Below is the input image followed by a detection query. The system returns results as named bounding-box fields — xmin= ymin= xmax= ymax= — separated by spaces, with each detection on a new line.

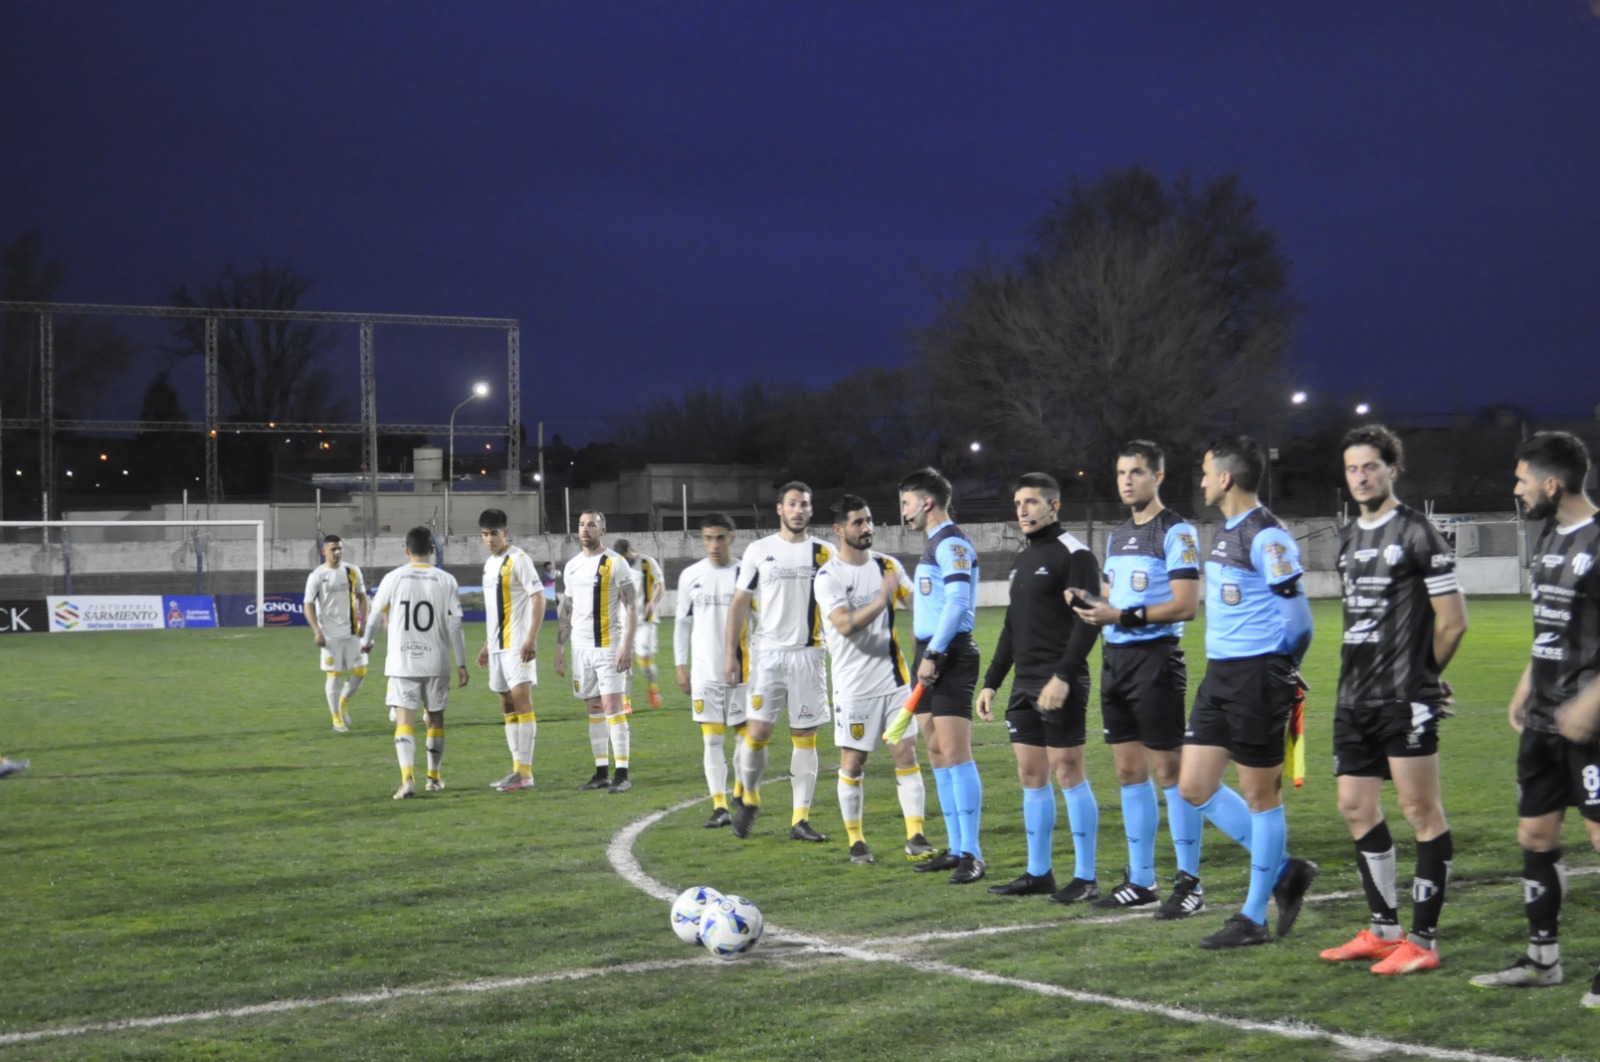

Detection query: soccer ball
xmin=670 ymin=885 xmax=724 ymax=945
xmin=700 ymin=895 xmax=763 ymax=959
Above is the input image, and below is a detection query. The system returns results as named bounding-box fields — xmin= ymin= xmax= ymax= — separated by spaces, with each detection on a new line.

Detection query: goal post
xmin=0 ymin=520 xmax=266 ymax=628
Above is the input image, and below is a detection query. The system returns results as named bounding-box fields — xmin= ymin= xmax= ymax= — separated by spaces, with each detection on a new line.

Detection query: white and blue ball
xmin=700 ymin=894 xmax=763 ymax=959
xmin=670 ymin=885 xmax=724 ymax=945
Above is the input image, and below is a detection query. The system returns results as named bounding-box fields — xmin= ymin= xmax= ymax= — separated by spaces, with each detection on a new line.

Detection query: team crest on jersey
xmin=951 ymin=556 xmax=970 ymax=571
xmin=572 ymin=680 xmax=580 ymax=693
xmin=1181 ymin=549 xmax=1198 ymax=565
xmin=693 ymin=699 xmax=705 ymax=714
xmin=919 ymin=577 xmax=932 ymax=595
xmin=850 ymin=723 xmax=865 ymax=740
xmin=1131 ymin=571 xmax=1148 ymax=592
xmin=1575 ymin=553 xmax=1595 ymax=577
xmin=752 ymin=695 xmax=764 ymax=709
xmin=1178 ymin=533 xmax=1196 ymax=550
xmin=1264 ymin=542 xmax=1287 ymax=560
xmin=1384 ymin=543 xmax=1405 ymax=566
xmin=1271 ymin=561 xmax=1293 ymax=578
xmin=1221 ymin=583 xmax=1242 ymax=606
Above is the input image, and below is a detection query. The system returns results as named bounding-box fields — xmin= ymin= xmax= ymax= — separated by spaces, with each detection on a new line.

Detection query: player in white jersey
xmin=817 ymin=495 xmax=935 ymax=865
xmin=477 ymin=509 xmax=543 ymax=793
xmin=615 ymin=539 xmax=667 ymax=710
xmin=724 ymin=481 xmax=833 ymax=842
xmin=362 ymin=527 xmax=469 ymax=800
xmin=675 ymin=512 xmax=751 ymax=828
xmin=555 ymin=510 xmax=639 ymax=793
xmin=303 ymin=535 xmax=369 ymax=732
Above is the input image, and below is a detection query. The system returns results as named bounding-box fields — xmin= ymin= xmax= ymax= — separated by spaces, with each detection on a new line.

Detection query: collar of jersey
xmin=1356 ymin=507 xmax=1401 ymax=532
xmin=1224 ymin=506 xmax=1262 ymax=530
xmin=926 ymin=519 xmax=953 ymax=538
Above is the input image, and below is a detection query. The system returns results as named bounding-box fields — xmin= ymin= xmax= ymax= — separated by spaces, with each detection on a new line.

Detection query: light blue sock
xmin=1164 ymin=784 xmax=1202 ymax=878
xmin=1062 ymin=779 xmax=1098 ymax=882
xmin=1242 ymin=805 xmax=1286 ymax=926
xmin=1121 ymin=781 xmax=1159 ymax=888
xmin=933 ymin=766 xmax=959 ymax=853
xmin=952 ymin=759 xmax=983 ymax=861
xmin=1197 ymin=784 xmax=1252 ymax=850
xmin=1022 ymin=784 xmax=1055 ymax=877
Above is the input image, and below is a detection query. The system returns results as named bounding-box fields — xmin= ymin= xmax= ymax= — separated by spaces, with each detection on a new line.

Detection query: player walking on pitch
xmin=1316 ymin=426 xmax=1468 ymax=975
xmin=675 ymin=513 xmax=750 ymax=828
xmin=304 ymin=534 xmax=369 ymax=732
xmin=723 ymin=482 xmax=833 ymax=841
xmin=362 ymin=527 xmax=469 ymax=799
xmin=614 ymin=539 xmax=667 ymax=710
xmin=1070 ymin=441 xmax=1204 ymax=915
xmin=1178 ymin=436 xmax=1318 ymax=948
xmin=900 ymin=467 xmax=986 ymax=884
xmin=555 ymin=511 xmax=639 ymax=793
xmin=1473 ymin=432 xmax=1600 ymax=1003
xmin=477 ymin=509 xmax=543 ymax=793
xmin=817 ymin=495 xmax=935 ymax=865
xmin=979 ymin=473 xmax=1103 ymax=902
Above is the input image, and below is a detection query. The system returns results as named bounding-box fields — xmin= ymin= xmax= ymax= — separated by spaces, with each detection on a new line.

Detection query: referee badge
xmin=850 ymin=723 xmax=865 ymax=740
xmin=1131 ymin=571 xmax=1148 ymax=592
xmin=1221 ymin=583 xmax=1242 ymax=606
xmin=919 ymin=577 xmax=932 ymax=595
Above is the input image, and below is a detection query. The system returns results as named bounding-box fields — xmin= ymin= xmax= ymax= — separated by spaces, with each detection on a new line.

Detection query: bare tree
xmin=916 ymin=167 xmax=1299 ymax=497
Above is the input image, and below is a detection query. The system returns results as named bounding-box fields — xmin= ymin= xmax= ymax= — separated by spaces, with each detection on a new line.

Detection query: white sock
xmin=608 ymin=715 xmax=631 ymax=770
xmin=741 ymin=736 xmax=769 ymax=796
xmin=895 ymin=766 xmax=927 ymax=824
xmin=588 ymin=718 xmax=609 ymax=767
xmin=838 ymin=770 xmax=864 ymax=829
xmin=702 ymin=730 xmax=728 ymax=799
xmin=517 ymin=717 xmax=537 ymax=774
xmin=790 ymin=741 xmax=819 ymax=814
xmin=325 ymin=674 xmax=342 ymax=718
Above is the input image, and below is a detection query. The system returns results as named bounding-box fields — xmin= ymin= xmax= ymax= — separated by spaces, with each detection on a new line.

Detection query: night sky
xmin=4 ymin=2 xmax=1597 ymax=444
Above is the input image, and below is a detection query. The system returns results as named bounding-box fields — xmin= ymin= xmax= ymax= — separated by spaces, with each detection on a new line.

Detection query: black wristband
xmin=1120 ymin=606 xmax=1148 ymax=628
xmin=924 ymin=649 xmax=946 ymax=667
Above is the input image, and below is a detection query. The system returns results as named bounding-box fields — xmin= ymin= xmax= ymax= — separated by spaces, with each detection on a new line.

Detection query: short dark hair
xmin=1517 ymin=431 xmax=1591 ymax=493
xmin=1014 ymin=472 xmax=1060 ymax=500
xmin=1341 ymin=424 xmax=1404 ymax=469
xmin=1206 ymin=435 xmax=1265 ymax=493
xmin=701 ymin=511 xmax=735 ymax=532
xmin=1118 ymin=440 xmax=1165 ymax=473
xmin=478 ymin=508 xmax=508 ymax=530
xmin=405 ymin=526 xmax=434 ymax=559
xmin=831 ymin=493 xmax=870 ymax=522
xmin=898 ymin=467 xmax=952 ymax=508
xmin=322 ymin=534 xmax=342 ymax=545
xmin=611 ymin=538 xmax=632 ymax=555
xmin=777 ymin=480 xmax=812 ymax=502
xmin=579 ymin=509 xmax=606 ymax=528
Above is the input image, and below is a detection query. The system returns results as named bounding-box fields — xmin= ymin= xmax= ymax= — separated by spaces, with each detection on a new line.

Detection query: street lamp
xmin=1355 ymin=402 xmax=1371 ymax=416
xmin=446 ymin=382 xmax=490 ymax=536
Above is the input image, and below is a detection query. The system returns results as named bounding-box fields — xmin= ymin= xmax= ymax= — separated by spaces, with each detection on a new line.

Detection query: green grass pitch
xmin=4 ymin=597 xmax=1599 ymax=1060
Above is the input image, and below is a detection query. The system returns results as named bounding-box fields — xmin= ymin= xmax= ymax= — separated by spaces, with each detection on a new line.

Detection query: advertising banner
xmin=46 ymin=595 xmax=165 ymax=633
xmin=217 ymin=593 xmax=308 ymax=628
xmin=0 ymin=599 xmax=48 ymax=634
xmin=163 ymin=595 xmax=219 ymax=629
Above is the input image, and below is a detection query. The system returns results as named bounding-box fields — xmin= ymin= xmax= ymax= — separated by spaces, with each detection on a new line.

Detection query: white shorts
xmin=634 ymin=621 xmax=659 ymax=660
xmin=747 ymin=647 xmax=830 ymax=729
xmin=691 ymin=682 xmax=748 ymax=727
xmin=834 ymin=691 xmax=917 ymax=753
xmin=487 ymin=649 xmax=537 ymax=693
xmin=386 ymin=675 xmax=451 ymax=713
xmin=320 ymin=634 xmax=364 ymax=673
xmin=571 ymin=647 xmax=629 ymax=701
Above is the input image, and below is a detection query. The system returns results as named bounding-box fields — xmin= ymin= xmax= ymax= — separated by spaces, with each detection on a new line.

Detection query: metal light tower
xmin=445 ymin=382 xmax=489 ymax=537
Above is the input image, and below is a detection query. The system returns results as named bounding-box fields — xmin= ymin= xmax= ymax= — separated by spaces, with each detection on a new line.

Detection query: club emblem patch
xmin=1221 ymin=583 xmax=1242 ymax=606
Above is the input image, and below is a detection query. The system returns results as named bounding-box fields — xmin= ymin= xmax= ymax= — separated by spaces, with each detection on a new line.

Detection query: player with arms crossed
xmin=818 ymin=495 xmax=935 ymax=865
xmin=1071 ymin=442 xmax=1203 ymax=914
xmin=900 ymin=467 xmax=986 ymax=884
xmin=304 ymin=534 xmax=369 ymax=732
xmin=1317 ymin=426 xmax=1468 ymax=975
xmin=555 ymin=511 xmax=638 ymax=793
xmin=979 ymin=472 xmax=1103 ymax=902
xmin=362 ymin=527 xmax=469 ymax=799
xmin=723 ymin=482 xmax=833 ymax=841
xmin=675 ymin=513 xmax=750 ymax=828
xmin=478 ymin=509 xmax=543 ymax=793
xmin=1473 ymin=432 xmax=1600 ymax=1002
xmin=1179 ymin=436 xmax=1318 ymax=949
xmin=614 ymin=539 xmax=667 ymax=710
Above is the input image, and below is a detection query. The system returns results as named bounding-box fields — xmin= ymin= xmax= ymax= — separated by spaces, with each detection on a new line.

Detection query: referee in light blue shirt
xmin=898 ymin=467 xmax=986 ymax=884
xmin=1177 ymin=435 xmax=1317 ymax=950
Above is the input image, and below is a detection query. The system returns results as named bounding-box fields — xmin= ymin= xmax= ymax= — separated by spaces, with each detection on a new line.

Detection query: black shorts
xmin=1184 ymin=653 xmax=1298 ymax=769
xmin=916 ymin=633 xmax=978 ymax=719
xmin=1332 ymin=700 xmax=1442 ymax=778
xmin=1100 ymin=639 xmax=1187 ymax=751
xmin=1516 ymin=727 xmax=1600 ymax=821
xmin=1005 ymin=674 xmax=1090 ymax=749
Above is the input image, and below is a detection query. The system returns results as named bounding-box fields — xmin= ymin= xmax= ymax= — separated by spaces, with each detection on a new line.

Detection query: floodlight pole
xmin=445 ymin=384 xmax=488 ymax=538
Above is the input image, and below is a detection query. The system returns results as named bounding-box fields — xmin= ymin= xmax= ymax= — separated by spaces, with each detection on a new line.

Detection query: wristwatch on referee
xmin=924 ymin=649 xmax=946 ymax=668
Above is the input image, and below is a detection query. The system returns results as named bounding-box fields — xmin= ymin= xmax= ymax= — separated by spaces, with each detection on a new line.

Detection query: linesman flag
xmin=881 ymin=684 xmax=926 ymax=745
xmin=1285 ymin=676 xmax=1308 ymax=788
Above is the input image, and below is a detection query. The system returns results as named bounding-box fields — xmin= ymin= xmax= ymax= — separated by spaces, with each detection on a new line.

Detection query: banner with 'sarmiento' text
xmin=46 ymin=595 xmax=165 ymax=633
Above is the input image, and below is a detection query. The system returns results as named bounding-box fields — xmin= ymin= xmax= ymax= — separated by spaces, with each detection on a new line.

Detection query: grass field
xmin=4 ymin=597 xmax=1599 ymax=1060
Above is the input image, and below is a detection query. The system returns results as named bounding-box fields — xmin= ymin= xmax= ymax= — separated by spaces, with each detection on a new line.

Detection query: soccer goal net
xmin=0 ymin=520 xmax=266 ymax=631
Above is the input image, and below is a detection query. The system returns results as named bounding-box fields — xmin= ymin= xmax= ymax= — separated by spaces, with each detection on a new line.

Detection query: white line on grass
xmin=609 ymin=796 xmax=1564 ymax=1062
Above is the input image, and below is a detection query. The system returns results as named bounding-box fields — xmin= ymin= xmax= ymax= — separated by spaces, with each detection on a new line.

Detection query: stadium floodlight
xmin=1291 ymin=391 xmax=1308 ymax=405
xmin=445 ymin=382 xmax=490 ymax=536
xmin=970 ymin=441 xmax=981 ymax=453
xmin=1355 ymin=402 xmax=1371 ymax=415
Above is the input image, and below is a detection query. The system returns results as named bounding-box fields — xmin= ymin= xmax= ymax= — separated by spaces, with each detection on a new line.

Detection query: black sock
xmin=1353 ymin=821 xmax=1400 ymax=929
xmin=1409 ymin=830 xmax=1453 ymax=945
xmin=1523 ymin=847 xmax=1564 ymax=959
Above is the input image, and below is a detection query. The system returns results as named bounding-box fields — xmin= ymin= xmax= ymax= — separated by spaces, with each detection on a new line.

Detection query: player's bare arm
xmin=1431 ymin=591 xmax=1469 ymax=671
xmin=476 ymin=645 xmax=490 ymax=668
xmin=975 ymin=686 xmax=996 ymax=722
xmin=457 ymin=664 xmax=470 ymax=688
xmin=724 ymin=588 xmax=753 ymax=685
xmin=554 ymin=595 xmax=572 ymax=676
xmin=306 ymin=602 xmax=326 ymax=647
xmin=828 ymin=573 xmax=897 ymax=637
xmin=1035 ymin=674 xmax=1071 ymax=712
xmin=616 ymin=581 xmax=638 ymax=672
xmin=520 ymin=591 xmax=542 ymax=663
xmin=1509 ymin=663 xmax=1532 ymax=733
xmin=1557 ymin=677 xmax=1600 ymax=743
xmin=676 ymin=664 xmax=691 ymax=695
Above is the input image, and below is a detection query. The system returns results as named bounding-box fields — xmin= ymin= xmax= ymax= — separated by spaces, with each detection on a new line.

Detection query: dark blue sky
xmin=4 ymin=2 xmax=1597 ymax=443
